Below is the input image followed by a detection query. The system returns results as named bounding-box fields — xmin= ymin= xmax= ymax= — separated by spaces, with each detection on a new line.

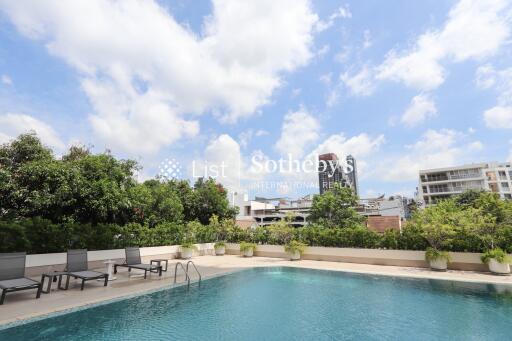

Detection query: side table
xmin=101 ymin=260 xmax=117 ymax=281
xmin=40 ymin=272 xmax=69 ymax=294
xmin=150 ymin=259 xmax=169 ymax=272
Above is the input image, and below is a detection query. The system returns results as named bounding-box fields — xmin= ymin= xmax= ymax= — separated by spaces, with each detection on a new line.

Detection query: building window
xmin=502 ymin=182 xmax=510 ymax=191
xmin=499 ymin=171 xmax=507 ymax=180
xmin=505 ymin=194 xmax=512 ymax=200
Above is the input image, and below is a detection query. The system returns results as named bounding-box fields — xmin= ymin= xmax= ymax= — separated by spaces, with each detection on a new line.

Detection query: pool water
xmin=1 ymin=267 xmax=512 ymax=340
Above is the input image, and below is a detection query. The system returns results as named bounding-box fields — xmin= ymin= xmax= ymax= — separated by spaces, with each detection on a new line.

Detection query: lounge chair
xmin=63 ymin=249 xmax=108 ymax=290
xmin=0 ymin=252 xmax=42 ymax=305
xmin=114 ymin=247 xmax=162 ymax=279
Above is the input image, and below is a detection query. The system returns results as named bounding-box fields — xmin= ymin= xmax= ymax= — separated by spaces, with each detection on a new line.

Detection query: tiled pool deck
xmin=1 ymin=255 xmax=512 ymax=326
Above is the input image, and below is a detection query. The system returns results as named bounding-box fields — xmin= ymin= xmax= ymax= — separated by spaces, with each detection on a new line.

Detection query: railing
xmin=186 ymin=261 xmax=202 ymax=287
xmin=173 ymin=261 xmax=202 ymax=289
xmin=173 ymin=262 xmax=190 ymax=288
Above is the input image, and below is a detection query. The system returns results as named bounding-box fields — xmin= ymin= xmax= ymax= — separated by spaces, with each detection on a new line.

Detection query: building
xmin=318 ymin=153 xmax=358 ymax=195
xmin=358 ymin=195 xmax=414 ymax=219
xmin=232 ymin=193 xmax=312 ymax=228
xmin=417 ymin=162 xmax=512 ymax=206
xmin=346 ymin=154 xmax=359 ymax=197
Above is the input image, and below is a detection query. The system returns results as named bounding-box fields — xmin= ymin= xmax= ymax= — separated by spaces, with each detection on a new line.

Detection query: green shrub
xmin=481 ymin=248 xmax=512 ymax=264
xmin=284 ymin=240 xmax=307 ymax=255
xmin=240 ymin=242 xmax=256 ymax=252
xmin=425 ymin=247 xmax=451 ymax=262
xmin=180 ymin=242 xmax=198 ymax=251
xmin=214 ymin=241 xmax=226 ymax=249
xmin=0 ymin=221 xmax=30 ymax=252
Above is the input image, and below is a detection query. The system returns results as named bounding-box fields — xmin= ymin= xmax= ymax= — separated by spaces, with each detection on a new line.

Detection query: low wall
xmin=225 ymin=244 xmax=487 ymax=272
xmin=23 ymin=243 xmax=489 ymax=276
xmin=24 ymin=243 xmax=215 ymax=277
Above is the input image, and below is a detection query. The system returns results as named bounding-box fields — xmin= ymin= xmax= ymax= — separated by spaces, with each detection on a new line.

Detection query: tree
xmin=308 ymin=184 xmax=364 ymax=228
xmin=189 ymin=178 xmax=238 ymax=224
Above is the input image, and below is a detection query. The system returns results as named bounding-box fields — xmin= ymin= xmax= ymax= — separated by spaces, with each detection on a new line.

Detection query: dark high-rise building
xmin=346 ymin=154 xmax=359 ymax=197
xmin=318 ymin=153 xmax=347 ymax=194
xmin=318 ymin=153 xmax=358 ymax=195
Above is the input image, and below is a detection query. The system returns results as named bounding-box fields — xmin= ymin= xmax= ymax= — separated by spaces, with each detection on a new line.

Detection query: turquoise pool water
xmin=1 ymin=267 xmax=512 ymax=340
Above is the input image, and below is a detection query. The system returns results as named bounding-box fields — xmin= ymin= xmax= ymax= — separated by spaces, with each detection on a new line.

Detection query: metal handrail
xmin=173 ymin=262 xmax=190 ymax=288
xmin=185 ymin=261 xmax=202 ymax=286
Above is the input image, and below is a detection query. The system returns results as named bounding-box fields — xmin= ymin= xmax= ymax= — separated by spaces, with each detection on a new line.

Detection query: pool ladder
xmin=173 ymin=260 xmax=202 ymax=289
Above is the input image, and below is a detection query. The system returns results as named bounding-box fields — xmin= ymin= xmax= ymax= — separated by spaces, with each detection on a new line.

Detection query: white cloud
xmin=201 ymin=134 xmax=242 ymax=192
xmin=0 ymin=113 xmax=65 ymax=150
xmin=276 ymin=109 xmax=320 ymax=158
xmin=317 ymin=44 xmax=330 ymax=58
xmin=1 ymin=74 xmax=12 ymax=85
xmin=376 ymin=0 xmax=511 ymax=91
xmin=307 ymin=133 xmax=385 ymax=179
xmin=476 ymin=65 xmax=512 ymax=101
xmin=340 ymin=65 xmax=375 ymax=96
xmin=475 ymin=64 xmax=497 ymax=89
xmin=315 ymin=4 xmax=351 ymax=32
xmin=484 ymin=106 xmax=512 ymax=128
xmin=319 ymin=73 xmax=332 ymax=86
xmin=291 ymin=88 xmax=302 ymax=97
xmin=476 ymin=64 xmax=512 ymax=127
xmin=400 ymin=94 xmax=437 ymax=127
xmin=0 ymin=0 xmax=318 ymax=154
xmin=378 ymin=129 xmax=483 ymax=181
xmin=362 ymin=29 xmax=372 ymax=49
xmin=238 ymin=129 xmax=269 ymax=148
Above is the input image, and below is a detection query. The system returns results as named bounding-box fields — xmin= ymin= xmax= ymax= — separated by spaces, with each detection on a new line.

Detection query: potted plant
xmin=239 ymin=242 xmax=256 ymax=257
xmin=214 ymin=241 xmax=226 ymax=256
xmin=180 ymin=242 xmax=198 ymax=259
xmin=284 ymin=240 xmax=307 ymax=260
xmin=481 ymin=248 xmax=511 ymax=275
xmin=414 ymin=202 xmax=456 ymax=271
xmin=425 ymin=247 xmax=451 ymax=271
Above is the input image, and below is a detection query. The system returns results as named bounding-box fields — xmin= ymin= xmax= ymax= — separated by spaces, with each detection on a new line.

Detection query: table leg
xmin=41 ymin=275 xmax=52 ymax=294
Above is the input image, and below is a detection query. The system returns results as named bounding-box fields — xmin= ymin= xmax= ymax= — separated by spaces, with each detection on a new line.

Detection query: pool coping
xmin=1 ymin=258 xmax=512 ymax=329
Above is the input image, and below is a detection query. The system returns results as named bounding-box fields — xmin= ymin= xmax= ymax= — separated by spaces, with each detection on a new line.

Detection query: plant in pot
xmin=284 ymin=240 xmax=307 ymax=261
xmin=481 ymin=248 xmax=511 ymax=275
xmin=239 ymin=242 xmax=256 ymax=257
xmin=475 ymin=203 xmax=511 ymax=275
xmin=214 ymin=241 xmax=226 ymax=256
xmin=415 ymin=202 xmax=455 ymax=271
xmin=180 ymin=242 xmax=198 ymax=259
xmin=425 ymin=247 xmax=451 ymax=271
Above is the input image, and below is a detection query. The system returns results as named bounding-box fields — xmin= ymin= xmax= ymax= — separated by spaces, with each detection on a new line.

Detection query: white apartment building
xmin=417 ymin=162 xmax=512 ymax=206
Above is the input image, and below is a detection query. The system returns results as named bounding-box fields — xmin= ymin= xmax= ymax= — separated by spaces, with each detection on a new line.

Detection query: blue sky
xmin=0 ymin=0 xmax=511 ymax=199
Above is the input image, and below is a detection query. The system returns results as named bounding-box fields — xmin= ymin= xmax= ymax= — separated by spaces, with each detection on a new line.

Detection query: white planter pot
xmin=288 ymin=251 xmax=301 ymax=261
xmin=488 ymin=259 xmax=511 ymax=275
xmin=429 ymin=258 xmax=448 ymax=271
xmin=215 ymin=246 xmax=225 ymax=256
xmin=242 ymin=249 xmax=254 ymax=257
xmin=181 ymin=248 xmax=193 ymax=259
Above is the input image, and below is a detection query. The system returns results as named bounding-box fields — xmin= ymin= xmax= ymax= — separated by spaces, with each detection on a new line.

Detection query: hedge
xmin=1 ymin=217 xmax=512 ymax=254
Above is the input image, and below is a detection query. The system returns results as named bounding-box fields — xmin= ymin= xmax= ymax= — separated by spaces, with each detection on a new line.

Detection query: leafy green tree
xmin=189 ymin=178 xmax=238 ymax=224
xmin=308 ymin=184 xmax=364 ymax=228
xmin=130 ymin=180 xmax=184 ymax=227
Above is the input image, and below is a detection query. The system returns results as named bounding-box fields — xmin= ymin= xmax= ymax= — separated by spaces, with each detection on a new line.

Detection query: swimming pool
xmin=1 ymin=267 xmax=512 ymax=340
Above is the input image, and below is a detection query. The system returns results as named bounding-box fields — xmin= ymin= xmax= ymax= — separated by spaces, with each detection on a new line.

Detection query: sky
xmin=0 ymin=0 xmax=511 ymax=200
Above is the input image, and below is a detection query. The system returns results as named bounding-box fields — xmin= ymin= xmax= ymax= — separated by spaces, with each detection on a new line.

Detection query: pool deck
xmin=1 ymin=255 xmax=512 ymax=326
